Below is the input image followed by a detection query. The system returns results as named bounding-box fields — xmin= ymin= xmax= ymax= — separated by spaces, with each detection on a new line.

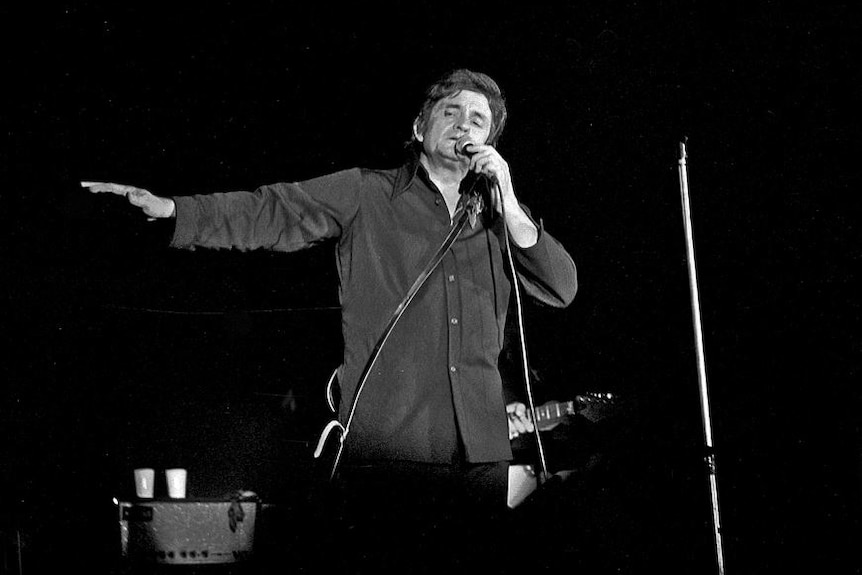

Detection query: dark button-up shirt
xmin=171 ymin=155 xmax=577 ymax=464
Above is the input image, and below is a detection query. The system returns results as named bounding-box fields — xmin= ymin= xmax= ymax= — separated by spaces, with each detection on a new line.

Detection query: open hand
xmin=81 ymin=181 xmax=175 ymax=220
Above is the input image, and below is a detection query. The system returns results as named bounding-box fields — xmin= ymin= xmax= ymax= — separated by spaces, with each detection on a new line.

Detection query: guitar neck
xmin=516 ymin=394 xmax=615 ymax=437
xmin=532 ymin=400 xmax=577 ymax=427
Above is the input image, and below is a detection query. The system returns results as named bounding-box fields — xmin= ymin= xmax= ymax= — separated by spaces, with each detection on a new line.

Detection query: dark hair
xmin=411 ymin=69 xmax=508 ymax=148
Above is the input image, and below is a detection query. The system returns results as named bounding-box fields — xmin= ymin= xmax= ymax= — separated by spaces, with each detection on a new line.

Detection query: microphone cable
xmin=494 ymin=181 xmax=551 ymax=485
xmin=455 ymin=138 xmax=550 ymax=478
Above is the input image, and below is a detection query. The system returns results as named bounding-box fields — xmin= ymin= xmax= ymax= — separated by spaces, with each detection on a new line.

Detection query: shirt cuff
xmin=169 ymin=196 xmax=196 ymax=248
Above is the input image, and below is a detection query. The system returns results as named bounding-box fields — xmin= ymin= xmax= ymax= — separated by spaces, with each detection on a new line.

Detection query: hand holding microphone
xmin=454 ymin=135 xmax=509 ymax=203
xmin=454 ymin=136 xmax=507 ymax=187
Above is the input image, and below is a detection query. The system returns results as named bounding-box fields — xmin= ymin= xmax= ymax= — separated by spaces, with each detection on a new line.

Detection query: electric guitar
xmin=508 ymin=391 xmax=617 ymax=439
xmin=507 ymin=392 xmax=617 ymax=508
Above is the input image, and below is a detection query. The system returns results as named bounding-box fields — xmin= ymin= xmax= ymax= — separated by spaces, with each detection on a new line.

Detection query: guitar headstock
xmin=575 ymin=392 xmax=617 ymax=423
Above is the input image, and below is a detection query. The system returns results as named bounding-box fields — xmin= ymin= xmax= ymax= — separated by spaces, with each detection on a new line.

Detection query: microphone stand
xmin=678 ymin=139 xmax=726 ymax=575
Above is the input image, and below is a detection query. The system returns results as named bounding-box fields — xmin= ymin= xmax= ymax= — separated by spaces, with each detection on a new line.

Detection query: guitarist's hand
xmin=506 ymin=402 xmax=534 ymax=439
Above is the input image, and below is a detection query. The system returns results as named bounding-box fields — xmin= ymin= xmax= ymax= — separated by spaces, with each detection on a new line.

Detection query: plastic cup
xmin=133 ymin=468 xmax=155 ymax=499
xmin=165 ymin=468 xmax=187 ymax=499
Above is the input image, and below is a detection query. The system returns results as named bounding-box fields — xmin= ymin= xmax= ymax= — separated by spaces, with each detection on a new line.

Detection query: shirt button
xmin=435 ymin=198 xmax=441 ymax=205
xmin=450 ymin=318 xmax=459 ymax=325
xmin=450 ymin=366 xmax=457 ymax=373
xmin=448 ymin=274 xmax=455 ymax=282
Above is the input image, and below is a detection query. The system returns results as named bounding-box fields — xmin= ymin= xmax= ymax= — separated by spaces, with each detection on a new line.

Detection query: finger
xmin=81 ymin=181 xmax=136 ymax=195
xmin=127 ymin=192 xmax=152 ymax=210
xmin=476 ymin=160 xmax=501 ymax=182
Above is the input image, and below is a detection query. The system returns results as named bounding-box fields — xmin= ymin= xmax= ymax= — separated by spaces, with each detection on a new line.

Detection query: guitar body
xmin=507 ymin=464 xmax=537 ymax=509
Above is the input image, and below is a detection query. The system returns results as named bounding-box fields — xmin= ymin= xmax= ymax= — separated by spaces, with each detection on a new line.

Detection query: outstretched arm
xmin=81 ymin=181 xmax=176 ymax=220
xmin=84 ymin=169 xmax=363 ymax=253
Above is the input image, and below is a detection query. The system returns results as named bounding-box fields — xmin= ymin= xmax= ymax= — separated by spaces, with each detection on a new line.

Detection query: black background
xmin=1 ymin=3 xmax=860 ymax=573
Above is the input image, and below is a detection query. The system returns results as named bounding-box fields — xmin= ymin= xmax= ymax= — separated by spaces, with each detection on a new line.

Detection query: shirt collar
xmin=393 ymin=148 xmax=424 ymax=199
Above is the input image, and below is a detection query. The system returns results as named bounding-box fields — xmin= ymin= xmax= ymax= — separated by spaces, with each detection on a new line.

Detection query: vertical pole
xmin=678 ymin=140 xmax=727 ymax=575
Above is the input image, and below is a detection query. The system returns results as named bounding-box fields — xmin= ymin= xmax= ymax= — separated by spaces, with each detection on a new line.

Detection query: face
xmin=414 ymin=90 xmax=493 ymax=163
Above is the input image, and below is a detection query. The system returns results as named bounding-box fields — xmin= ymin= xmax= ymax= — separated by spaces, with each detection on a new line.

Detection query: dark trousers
xmin=321 ymin=460 xmax=510 ymax=575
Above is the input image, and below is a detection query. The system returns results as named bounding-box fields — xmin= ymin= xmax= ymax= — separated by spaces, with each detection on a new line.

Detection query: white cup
xmin=133 ymin=468 xmax=155 ymax=499
xmin=165 ymin=468 xmax=187 ymax=499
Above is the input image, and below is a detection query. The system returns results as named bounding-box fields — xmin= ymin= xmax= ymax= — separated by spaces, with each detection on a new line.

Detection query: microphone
xmin=455 ymin=138 xmax=477 ymax=158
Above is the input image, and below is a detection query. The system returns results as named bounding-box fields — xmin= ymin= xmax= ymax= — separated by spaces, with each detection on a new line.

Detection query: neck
xmin=419 ymin=153 xmax=468 ymax=191
xmin=419 ymin=154 xmax=469 ymax=219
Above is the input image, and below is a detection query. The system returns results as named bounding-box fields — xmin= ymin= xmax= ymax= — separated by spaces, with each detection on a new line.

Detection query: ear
xmin=412 ymin=116 xmax=424 ymax=143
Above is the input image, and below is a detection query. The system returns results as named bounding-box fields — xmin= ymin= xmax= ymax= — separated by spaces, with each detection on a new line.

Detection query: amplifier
xmin=117 ymin=499 xmax=258 ymax=565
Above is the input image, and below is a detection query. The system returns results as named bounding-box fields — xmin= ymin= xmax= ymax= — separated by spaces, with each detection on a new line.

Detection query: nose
xmin=454 ymin=111 xmax=470 ymax=132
